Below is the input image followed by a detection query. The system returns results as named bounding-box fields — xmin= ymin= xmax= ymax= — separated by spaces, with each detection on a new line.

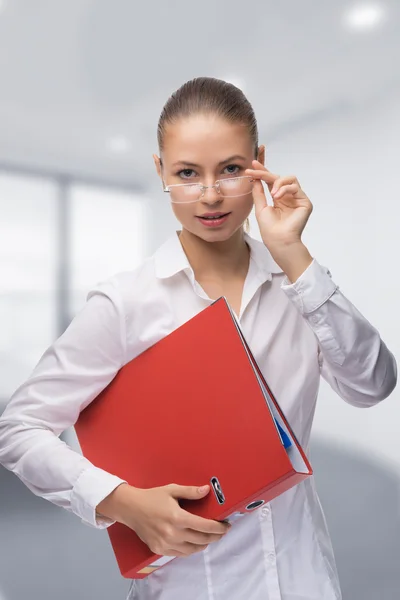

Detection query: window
xmin=0 ymin=174 xmax=147 ymax=413
xmin=69 ymin=184 xmax=147 ymax=315
xmin=0 ymin=174 xmax=57 ymax=403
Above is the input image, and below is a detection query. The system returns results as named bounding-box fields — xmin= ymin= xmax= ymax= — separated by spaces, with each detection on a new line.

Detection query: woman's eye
xmin=178 ymin=169 xmax=196 ymax=179
xmin=177 ymin=164 xmax=240 ymax=179
xmin=224 ymin=164 xmax=240 ymax=175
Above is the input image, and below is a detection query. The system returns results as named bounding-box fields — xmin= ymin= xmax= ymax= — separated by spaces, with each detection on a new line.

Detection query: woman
xmin=0 ymin=77 xmax=397 ymax=600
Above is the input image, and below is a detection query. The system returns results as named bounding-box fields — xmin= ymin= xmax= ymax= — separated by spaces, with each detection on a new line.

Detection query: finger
xmin=252 ymin=179 xmax=268 ymax=216
xmin=271 ymin=176 xmax=297 ymax=195
xmin=248 ymin=160 xmax=280 ymax=191
xmin=183 ymin=529 xmax=227 ymax=545
xmin=246 ymin=170 xmax=279 ymax=196
xmin=162 ymin=549 xmax=187 ymax=558
xmin=169 ymin=542 xmax=209 ymax=556
xmin=180 ymin=512 xmax=231 ymax=535
xmin=245 ymin=168 xmax=278 ymax=185
xmin=251 ymin=159 xmax=278 ymax=178
xmin=168 ymin=484 xmax=210 ymax=501
xmin=273 ymin=183 xmax=299 ymax=199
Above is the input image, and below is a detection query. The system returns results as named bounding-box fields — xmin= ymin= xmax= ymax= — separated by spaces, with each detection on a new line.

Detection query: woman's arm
xmin=0 ymin=278 xmax=128 ymax=528
xmin=246 ymin=161 xmax=396 ymax=406
xmin=281 ymin=259 xmax=397 ymax=407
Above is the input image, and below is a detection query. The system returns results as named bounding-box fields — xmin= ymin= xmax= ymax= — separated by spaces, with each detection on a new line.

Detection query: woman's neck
xmin=178 ymin=227 xmax=250 ymax=281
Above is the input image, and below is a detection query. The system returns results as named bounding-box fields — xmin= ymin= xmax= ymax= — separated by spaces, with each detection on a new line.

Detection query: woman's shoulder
xmin=91 ymin=255 xmax=157 ymax=301
xmin=86 ymin=241 xmax=172 ymax=321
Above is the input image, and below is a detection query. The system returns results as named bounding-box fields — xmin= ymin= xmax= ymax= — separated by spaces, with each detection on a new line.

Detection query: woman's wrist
xmin=96 ymin=482 xmax=134 ymax=524
xmin=269 ymin=242 xmax=313 ymax=283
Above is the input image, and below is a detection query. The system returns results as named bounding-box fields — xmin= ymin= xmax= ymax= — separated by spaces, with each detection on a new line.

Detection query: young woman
xmin=0 ymin=77 xmax=397 ymax=600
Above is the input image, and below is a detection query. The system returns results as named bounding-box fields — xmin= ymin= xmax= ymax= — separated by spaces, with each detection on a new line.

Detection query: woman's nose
xmin=201 ymin=185 xmax=222 ymax=205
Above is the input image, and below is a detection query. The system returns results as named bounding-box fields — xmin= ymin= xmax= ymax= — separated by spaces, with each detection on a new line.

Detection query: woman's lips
xmin=196 ymin=213 xmax=231 ymax=228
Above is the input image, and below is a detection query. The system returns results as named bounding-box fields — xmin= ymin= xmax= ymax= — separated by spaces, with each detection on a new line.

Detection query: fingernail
xmin=198 ymin=485 xmax=209 ymax=493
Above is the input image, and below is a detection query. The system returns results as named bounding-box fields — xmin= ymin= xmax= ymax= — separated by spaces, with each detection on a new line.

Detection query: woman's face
xmin=154 ymin=114 xmax=264 ymax=243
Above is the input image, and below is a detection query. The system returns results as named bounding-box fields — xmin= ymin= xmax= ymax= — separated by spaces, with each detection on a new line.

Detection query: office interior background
xmin=0 ymin=1 xmax=399 ymax=599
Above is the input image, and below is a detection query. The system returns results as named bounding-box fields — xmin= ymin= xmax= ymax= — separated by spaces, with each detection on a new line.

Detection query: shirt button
xmin=267 ymin=552 xmax=276 ymax=564
xmin=261 ymin=506 xmax=270 ymax=518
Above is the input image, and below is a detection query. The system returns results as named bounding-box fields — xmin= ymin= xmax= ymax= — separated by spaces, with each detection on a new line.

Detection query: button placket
xmin=259 ymin=505 xmax=282 ymax=600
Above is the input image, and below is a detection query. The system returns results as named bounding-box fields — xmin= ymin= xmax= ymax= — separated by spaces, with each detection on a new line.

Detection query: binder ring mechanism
xmin=210 ymin=476 xmax=265 ymax=511
xmin=210 ymin=476 xmax=225 ymax=505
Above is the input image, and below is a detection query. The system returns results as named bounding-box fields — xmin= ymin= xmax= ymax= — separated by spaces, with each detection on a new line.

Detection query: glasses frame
xmin=163 ymin=175 xmax=255 ymax=204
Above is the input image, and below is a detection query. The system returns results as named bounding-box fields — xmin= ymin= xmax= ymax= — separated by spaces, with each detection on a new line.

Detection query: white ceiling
xmin=0 ymin=0 xmax=398 ymax=187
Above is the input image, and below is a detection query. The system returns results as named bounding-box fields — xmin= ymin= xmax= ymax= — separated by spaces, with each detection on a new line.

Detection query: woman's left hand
xmin=246 ymin=160 xmax=313 ymax=250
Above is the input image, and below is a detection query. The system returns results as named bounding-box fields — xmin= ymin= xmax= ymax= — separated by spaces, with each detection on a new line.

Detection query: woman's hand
xmin=246 ymin=160 xmax=313 ymax=248
xmin=96 ymin=482 xmax=230 ymax=558
xmin=246 ymin=160 xmax=314 ymax=282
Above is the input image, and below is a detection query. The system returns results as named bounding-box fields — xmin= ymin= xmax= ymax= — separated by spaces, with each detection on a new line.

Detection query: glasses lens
xmin=219 ymin=177 xmax=253 ymax=197
xmin=169 ymin=184 xmax=202 ymax=203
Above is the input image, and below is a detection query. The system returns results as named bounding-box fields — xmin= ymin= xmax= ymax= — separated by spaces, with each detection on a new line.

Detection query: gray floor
xmin=1 ymin=438 xmax=399 ymax=600
xmin=0 ymin=464 xmax=130 ymax=600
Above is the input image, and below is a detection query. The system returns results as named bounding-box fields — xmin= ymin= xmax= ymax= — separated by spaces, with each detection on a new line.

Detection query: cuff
xmin=71 ymin=465 xmax=127 ymax=529
xmin=281 ymin=259 xmax=338 ymax=315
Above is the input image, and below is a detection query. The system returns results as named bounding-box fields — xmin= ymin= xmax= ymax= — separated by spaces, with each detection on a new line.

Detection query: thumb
xmin=252 ymin=179 xmax=268 ymax=217
xmin=168 ymin=484 xmax=210 ymax=500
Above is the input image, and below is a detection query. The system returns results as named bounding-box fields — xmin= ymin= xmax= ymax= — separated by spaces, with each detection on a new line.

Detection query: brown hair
xmin=157 ymin=77 xmax=259 ymax=156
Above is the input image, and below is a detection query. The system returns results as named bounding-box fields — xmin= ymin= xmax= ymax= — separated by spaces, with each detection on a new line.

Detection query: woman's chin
xmin=191 ymin=224 xmax=245 ymax=244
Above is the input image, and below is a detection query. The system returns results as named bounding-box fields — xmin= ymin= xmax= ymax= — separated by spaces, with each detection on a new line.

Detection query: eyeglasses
xmin=163 ymin=176 xmax=254 ymax=204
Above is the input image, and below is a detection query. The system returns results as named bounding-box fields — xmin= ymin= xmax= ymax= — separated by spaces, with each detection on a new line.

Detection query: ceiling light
xmin=344 ymin=4 xmax=385 ymax=30
xmin=108 ymin=135 xmax=132 ymax=154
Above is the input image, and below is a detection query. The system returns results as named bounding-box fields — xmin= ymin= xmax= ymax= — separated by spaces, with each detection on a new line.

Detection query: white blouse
xmin=0 ymin=232 xmax=397 ymax=600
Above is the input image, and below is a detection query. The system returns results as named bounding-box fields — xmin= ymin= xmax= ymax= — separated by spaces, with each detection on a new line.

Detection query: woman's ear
xmin=153 ymin=154 xmax=162 ymax=179
xmin=257 ymin=145 xmax=266 ymax=166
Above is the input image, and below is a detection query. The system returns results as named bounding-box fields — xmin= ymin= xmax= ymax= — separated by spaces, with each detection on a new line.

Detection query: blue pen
xmin=275 ymin=419 xmax=292 ymax=449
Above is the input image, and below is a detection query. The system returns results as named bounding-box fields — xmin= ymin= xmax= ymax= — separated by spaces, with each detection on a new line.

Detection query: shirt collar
xmin=154 ymin=231 xmax=283 ymax=280
xmin=244 ymin=232 xmax=283 ymax=277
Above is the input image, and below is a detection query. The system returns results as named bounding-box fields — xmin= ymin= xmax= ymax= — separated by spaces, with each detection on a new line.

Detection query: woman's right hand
xmin=96 ymin=482 xmax=231 ymax=557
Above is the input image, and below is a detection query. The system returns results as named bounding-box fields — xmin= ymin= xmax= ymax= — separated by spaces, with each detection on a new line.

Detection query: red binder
xmin=74 ymin=297 xmax=312 ymax=579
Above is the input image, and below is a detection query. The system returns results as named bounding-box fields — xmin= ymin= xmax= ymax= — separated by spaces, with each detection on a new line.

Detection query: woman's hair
xmin=157 ymin=77 xmax=258 ymax=156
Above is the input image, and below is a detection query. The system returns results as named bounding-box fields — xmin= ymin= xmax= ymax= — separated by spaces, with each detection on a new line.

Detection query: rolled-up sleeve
xmin=0 ymin=278 xmax=127 ymax=528
xmin=281 ymin=259 xmax=397 ymax=407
